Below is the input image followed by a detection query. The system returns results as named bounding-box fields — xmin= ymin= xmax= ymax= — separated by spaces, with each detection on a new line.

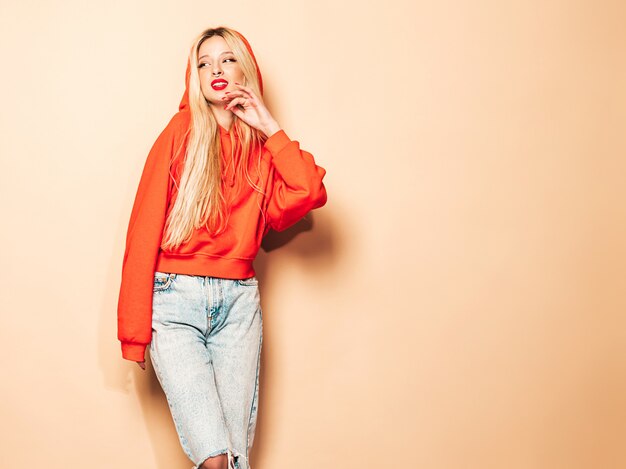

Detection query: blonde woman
xmin=117 ymin=26 xmax=328 ymax=469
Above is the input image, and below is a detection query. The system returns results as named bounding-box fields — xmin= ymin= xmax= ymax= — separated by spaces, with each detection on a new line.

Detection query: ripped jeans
xmin=149 ymin=272 xmax=263 ymax=469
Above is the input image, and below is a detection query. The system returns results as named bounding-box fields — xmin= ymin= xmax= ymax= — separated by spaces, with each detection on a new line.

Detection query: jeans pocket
xmin=153 ymin=272 xmax=177 ymax=292
xmin=237 ymin=276 xmax=258 ymax=287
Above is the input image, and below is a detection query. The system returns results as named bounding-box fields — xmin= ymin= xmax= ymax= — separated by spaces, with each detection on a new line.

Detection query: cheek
xmin=198 ymin=73 xmax=212 ymax=94
xmin=231 ymin=66 xmax=245 ymax=81
xmin=199 ymin=82 xmax=213 ymax=101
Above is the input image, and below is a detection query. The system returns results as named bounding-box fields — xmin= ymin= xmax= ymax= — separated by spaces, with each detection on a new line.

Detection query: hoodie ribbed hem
xmin=155 ymin=252 xmax=256 ymax=279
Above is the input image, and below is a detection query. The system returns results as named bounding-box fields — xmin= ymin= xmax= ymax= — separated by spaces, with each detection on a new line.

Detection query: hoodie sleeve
xmin=117 ymin=114 xmax=185 ymax=362
xmin=263 ymin=129 xmax=328 ymax=232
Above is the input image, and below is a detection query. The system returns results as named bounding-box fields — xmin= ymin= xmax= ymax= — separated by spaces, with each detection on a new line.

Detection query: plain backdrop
xmin=1 ymin=1 xmax=625 ymax=468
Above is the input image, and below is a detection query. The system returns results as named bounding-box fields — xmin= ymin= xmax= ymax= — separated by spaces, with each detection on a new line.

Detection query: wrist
xmin=262 ymin=120 xmax=281 ymax=138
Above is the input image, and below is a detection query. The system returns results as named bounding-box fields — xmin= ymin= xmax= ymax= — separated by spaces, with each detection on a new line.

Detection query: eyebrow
xmin=198 ymin=51 xmax=234 ymax=60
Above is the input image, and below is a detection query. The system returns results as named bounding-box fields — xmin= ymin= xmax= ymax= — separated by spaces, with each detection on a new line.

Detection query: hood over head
xmin=178 ymin=28 xmax=263 ymax=112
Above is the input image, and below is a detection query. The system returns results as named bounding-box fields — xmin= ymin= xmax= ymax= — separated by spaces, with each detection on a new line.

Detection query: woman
xmin=117 ymin=26 xmax=328 ymax=469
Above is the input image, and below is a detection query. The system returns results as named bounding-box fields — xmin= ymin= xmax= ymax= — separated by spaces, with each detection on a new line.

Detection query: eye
xmin=224 ymin=58 xmax=236 ymax=63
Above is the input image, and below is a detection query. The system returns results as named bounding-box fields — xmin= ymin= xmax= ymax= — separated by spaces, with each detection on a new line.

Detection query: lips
xmin=211 ymin=79 xmax=228 ymax=90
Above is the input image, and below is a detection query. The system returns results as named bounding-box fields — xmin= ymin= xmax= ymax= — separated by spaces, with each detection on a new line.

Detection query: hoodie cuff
xmin=121 ymin=342 xmax=147 ymax=362
xmin=263 ymin=129 xmax=291 ymax=156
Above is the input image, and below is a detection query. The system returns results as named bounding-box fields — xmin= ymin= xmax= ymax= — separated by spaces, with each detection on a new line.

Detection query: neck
xmin=211 ymin=107 xmax=234 ymax=132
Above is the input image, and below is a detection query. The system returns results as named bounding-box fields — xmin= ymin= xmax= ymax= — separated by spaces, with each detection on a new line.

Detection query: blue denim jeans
xmin=149 ymin=272 xmax=263 ymax=469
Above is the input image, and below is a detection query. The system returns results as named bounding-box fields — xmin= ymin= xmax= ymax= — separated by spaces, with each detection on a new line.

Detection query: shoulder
xmin=165 ymin=110 xmax=191 ymax=134
xmin=156 ymin=111 xmax=191 ymax=156
xmin=145 ymin=111 xmax=191 ymax=169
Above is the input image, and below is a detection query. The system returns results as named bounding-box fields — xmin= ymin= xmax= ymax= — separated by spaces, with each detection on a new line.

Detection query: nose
xmin=212 ymin=65 xmax=223 ymax=76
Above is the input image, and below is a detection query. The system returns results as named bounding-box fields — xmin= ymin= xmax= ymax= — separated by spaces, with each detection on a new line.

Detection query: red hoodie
xmin=117 ymin=32 xmax=328 ymax=362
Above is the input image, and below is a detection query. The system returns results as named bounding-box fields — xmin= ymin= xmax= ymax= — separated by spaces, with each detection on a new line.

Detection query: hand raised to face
xmin=223 ymin=83 xmax=280 ymax=137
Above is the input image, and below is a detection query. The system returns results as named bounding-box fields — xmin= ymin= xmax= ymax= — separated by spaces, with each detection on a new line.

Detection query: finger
xmin=233 ymin=83 xmax=256 ymax=100
xmin=223 ymin=90 xmax=246 ymax=100
xmin=232 ymin=84 xmax=265 ymax=107
xmin=225 ymin=97 xmax=247 ymax=110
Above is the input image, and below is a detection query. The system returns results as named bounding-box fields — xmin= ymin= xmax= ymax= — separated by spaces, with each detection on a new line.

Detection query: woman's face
xmin=197 ymin=35 xmax=246 ymax=109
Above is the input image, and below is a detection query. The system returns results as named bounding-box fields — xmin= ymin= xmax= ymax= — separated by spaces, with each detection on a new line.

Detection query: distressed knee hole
xmin=199 ymin=448 xmax=244 ymax=469
xmin=199 ymin=452 xmax=227 ymax=469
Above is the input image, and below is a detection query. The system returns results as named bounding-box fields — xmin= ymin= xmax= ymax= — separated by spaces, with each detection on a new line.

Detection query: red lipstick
xmin=211 ymin=79 xmax=228 ymax=90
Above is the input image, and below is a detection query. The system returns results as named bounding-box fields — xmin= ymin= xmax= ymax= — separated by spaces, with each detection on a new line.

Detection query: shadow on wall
xmin=248 ymin=209 xmax=338 ymax=468
xmin=256 ymin=209 xmax=337 ymax=281
xmin=261 ymin=211 xmax=334 ymax=255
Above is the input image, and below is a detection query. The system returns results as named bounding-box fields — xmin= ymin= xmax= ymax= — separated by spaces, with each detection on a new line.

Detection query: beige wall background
xmin=1 ymin=1 xmax=625 ymax=468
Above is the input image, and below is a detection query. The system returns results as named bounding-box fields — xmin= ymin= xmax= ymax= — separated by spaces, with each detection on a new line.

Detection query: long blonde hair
xmin=161 ymin=27 xmax=267 ymax=250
